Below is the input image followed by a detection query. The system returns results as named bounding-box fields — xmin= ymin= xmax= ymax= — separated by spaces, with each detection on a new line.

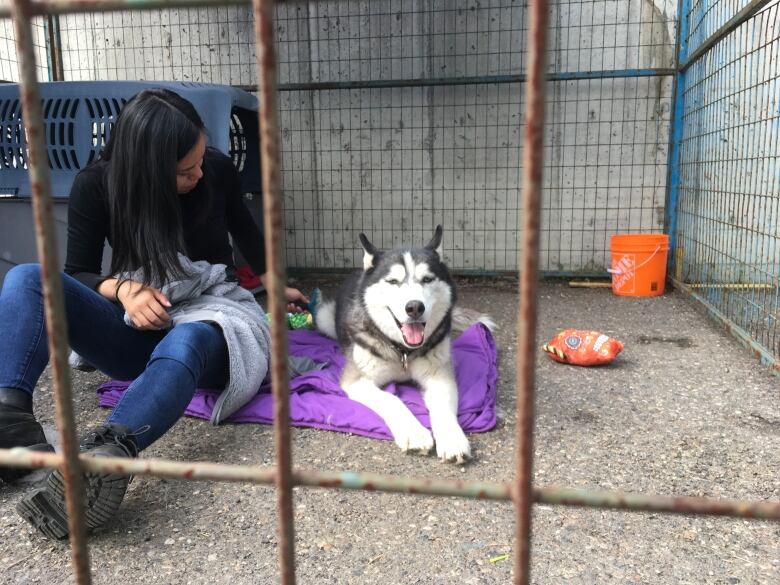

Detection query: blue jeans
xmin=0 ymin=264 xmax=229 ymax=451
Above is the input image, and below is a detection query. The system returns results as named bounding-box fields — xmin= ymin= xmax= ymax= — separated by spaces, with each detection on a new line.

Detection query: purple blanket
xmin=97 ymin=324 xmax=498 ymax=440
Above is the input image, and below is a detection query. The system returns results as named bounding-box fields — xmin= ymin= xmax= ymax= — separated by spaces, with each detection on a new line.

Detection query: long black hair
xmin=101 ymin=88 xmax=205 ymax=287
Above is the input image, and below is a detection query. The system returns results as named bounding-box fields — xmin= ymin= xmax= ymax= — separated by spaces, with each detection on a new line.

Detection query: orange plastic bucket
xmin=609 ymin=234 xmax=669 ymax=297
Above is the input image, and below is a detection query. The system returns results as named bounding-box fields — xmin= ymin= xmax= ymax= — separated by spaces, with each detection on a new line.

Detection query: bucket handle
xmin=607 ymin=244 xmax=662 ymax=275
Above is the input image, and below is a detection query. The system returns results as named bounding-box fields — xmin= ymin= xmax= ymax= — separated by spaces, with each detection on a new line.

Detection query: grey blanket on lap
xmin=72 ymin=255 xmax=271 ymax=425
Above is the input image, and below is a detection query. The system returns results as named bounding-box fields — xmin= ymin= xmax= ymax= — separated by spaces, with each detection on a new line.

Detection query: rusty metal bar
xmin=251 ymin=0 xmax=296 ymax=583
xmin=514 ymin=0 xmax=549 ymax=582
xmin=3 ymin=449 xmax=780 ymax=520
xmin=0 ymin=449 xmax=511 ymax=499
xmin=535 ymin=487 xmax=780 ymax=520
xmin=10 ymin=0 xmax=91 ymax=582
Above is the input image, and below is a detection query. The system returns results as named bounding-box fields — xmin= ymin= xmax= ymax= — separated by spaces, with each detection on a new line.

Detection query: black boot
xmin=17 ymin=423 xmax=139 ymax=540
xmin=0 ymin=387 xmax=54 ymax=484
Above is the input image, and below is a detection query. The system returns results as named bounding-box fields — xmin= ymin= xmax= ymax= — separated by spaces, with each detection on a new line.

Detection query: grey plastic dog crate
xmin=0 ymin=81 xmax=262 ymax=282
xmin=0 ymin=80 xmax=260 ymax=197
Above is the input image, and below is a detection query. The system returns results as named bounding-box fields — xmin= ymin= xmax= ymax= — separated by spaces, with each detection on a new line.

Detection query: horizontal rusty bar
xmin=0 ymin=448 xmax=510 ymax=499
xmin=536 ymin=487 xmax=780 ymax=520
xmin=294 ymin=469 xmax=512 ymax=500
xmin=2 ymin=448 xmax=779 ymax=520
xmin=0 ymin=448 xmax=280 ymax=483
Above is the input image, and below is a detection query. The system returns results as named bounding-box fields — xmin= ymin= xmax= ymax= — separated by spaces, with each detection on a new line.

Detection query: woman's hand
xmin=284 ymin=286 xmax=309 ymax=314
xmin=259 ymin=273 xmax=309 ymax=313
xmin=116 ymin=280 xmax=172 ymax=330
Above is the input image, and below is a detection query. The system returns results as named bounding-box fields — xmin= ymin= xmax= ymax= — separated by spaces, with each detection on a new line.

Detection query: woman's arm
xmin=258 ymin=274 xmax=309 ymax=311
xmin=64 ymin=169 xmax=111 ymax=291
xmin=65 ymin=168 xmax=171 ymax=329
xmin=104 ymin=278 xmax=171 ymax=329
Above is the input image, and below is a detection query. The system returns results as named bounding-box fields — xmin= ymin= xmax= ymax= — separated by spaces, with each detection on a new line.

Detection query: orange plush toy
xmin=541 ymin=329 xmax=624 ymax=366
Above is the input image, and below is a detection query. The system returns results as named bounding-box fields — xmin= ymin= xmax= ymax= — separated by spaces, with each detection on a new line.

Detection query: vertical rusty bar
xmin=250 ymin=0 xmax=296 ymax=583
xmin=514 ymin=0 xmax=549 ymax=583
xmin=10 ymin=0 xmax=91 ymax=583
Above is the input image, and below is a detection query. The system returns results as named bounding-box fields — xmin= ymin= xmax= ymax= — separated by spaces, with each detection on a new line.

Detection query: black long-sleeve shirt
xmin=64 ymin=148 xmax=266 ymax=290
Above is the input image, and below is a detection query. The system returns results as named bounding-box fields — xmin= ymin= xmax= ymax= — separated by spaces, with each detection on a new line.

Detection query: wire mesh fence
xmin=674 ymin=0 xmax=780 ymax=363
xmin=57 ymin=7 xmax=256 ymax=85
xmin=687 ymin=0 xmax=759 ymax=54
xmin=45 ymin=0 xmax=676 ymax=274
xmin=0 ymin=0 xmax=778 ymax=584
xmin=0 ymin=16 xmax=48 ymax=82
xmin=275 ymin=0 xmax=676 ymax=273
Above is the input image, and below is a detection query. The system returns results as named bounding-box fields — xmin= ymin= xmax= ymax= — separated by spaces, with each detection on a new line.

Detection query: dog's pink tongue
xmin=401 ymin=322 xmax=425 ymax=345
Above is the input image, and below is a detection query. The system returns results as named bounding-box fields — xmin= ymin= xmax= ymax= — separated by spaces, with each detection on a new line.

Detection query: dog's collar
xmin=390 ymin=342 xmax=413 ymax=369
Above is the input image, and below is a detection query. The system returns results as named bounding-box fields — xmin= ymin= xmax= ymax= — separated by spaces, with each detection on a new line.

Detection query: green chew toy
xmin=266 ymin=312 xmax=314 ymax=330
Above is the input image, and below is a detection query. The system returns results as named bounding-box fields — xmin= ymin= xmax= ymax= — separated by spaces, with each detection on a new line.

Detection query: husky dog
xmin=315 ymin=226 xmax=494 ymax=463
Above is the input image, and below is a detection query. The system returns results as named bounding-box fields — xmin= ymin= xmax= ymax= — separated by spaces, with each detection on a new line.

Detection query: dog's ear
xmin=425 ymin=225 xmax=444 ymax=258
xmin=358 ymin=233 xmax=379 ymax=271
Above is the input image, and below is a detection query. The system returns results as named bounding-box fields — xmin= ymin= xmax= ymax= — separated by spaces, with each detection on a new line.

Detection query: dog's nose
xmin=405 ymin=300 xmax=425 ymax=319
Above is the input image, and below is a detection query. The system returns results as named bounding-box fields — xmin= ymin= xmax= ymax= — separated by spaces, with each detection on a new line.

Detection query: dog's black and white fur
xmin=315 ymin=226 xmax=493 ymax=463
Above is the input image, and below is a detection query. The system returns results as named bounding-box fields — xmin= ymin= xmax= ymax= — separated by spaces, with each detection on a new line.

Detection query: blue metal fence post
xmin=665 ymin=0 xmax=691 ymax=280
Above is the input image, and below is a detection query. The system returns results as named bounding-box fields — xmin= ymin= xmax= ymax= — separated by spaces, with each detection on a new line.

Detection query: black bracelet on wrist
xmin=116 ymin=280 xmax=131 ymax=300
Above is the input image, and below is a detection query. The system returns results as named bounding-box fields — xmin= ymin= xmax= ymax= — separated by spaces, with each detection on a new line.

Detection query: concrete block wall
xmin=5 ymin=0 xmax=677 ymax=274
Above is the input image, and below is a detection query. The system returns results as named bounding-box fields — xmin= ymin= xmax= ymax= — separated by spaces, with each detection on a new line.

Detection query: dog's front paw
xmin=434 ymin=424 xmax=471 ymax=464
xmin=391 ymin=421 xmax=434 ymax=454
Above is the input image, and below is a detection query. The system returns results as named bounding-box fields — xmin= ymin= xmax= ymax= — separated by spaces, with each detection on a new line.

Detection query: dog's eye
xmin=386 ymin=279 xmax=401 ymax=285
xmin=421 ymin=276 xmax=434 ymax=284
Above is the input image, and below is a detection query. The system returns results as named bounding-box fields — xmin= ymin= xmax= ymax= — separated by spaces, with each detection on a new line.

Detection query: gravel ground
xmin=1 ymin=278 xmax=778 ymax=584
